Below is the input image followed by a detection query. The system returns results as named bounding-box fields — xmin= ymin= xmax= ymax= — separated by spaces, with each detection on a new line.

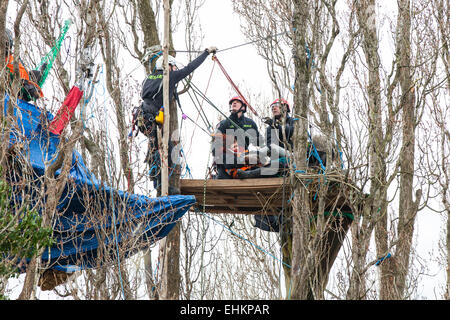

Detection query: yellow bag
xmin=155 ymin=107 xmax=164 ymax=124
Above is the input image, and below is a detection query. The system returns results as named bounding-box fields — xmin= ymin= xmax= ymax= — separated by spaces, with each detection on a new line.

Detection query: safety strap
xmin=212 ymin=55 xmax=259 ymax=117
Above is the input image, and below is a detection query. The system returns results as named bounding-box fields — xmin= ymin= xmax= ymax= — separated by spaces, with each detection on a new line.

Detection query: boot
xmin=169 ymin=186 xmax=180 ymax=195
xmin=254 ymin=214 xmax=280 ymax=232
xmin=236 ymin=167 xmax=262 ymax=179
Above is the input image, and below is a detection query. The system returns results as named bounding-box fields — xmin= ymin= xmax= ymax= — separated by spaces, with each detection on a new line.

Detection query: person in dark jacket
xmin=265 ymin=98 xmax=295 ymax=153
xmin=212 ymin=96 xmax=261 ymax=179
xmin=135 ymin=46 xmax=217 ymax=189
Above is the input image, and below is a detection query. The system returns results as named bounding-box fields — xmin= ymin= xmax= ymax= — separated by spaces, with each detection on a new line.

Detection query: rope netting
xmin=36 ymin=19 xmax=72 ymax=87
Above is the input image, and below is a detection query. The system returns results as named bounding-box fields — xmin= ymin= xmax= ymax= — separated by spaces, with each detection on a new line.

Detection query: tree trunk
xmin=289 ymin=0 xmax=313 ymax=300
xmin=0 ymin=0 xmax=9 ymax=170
xmin=158 ymin=0 xmax=181 ymax=300
xmin=348 ymin=0 xmax=389 ymax=300
xmin=384 ymin=0 xmax=421 ymax=299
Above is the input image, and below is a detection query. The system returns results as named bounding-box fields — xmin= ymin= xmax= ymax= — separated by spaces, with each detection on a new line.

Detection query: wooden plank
xmin=180 ymin=177 xmax=354 ymax=216
xmin=180 ymin=178 xmax=289 ymax=191
xmin=190 ymin=206 xmax=278 ymax=215
xmin=180 ymin=178 xmax=290 ymax=215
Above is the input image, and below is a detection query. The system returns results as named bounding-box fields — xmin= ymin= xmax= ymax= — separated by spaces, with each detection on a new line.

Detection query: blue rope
xmin=307 ymin=131 xmax=327 ymax=172
xmin=375 ymin=253 xmax=392 ymax=266
xmin=180 ymin=147 xmax=193 ymax=179
xmin=287 ymin=190 xmax=296 ymax=204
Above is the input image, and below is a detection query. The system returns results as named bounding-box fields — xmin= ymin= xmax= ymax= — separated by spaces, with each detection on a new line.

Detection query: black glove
xmin=273 ymin=118 xmax=281 ymax=127
xmin=263 ymin=117 xmax=273 ymax=126
xmin=29 ymin=63 xmax=47 ymax=84
xmin=40 ymin=62 xmax=48 ymax=72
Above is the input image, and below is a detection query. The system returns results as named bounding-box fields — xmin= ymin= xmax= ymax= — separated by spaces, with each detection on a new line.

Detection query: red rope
xmin=212 ymin=55 xmax=259 ymax=117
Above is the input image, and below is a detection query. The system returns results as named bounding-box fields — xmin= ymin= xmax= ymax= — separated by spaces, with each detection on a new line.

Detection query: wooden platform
xmin=180 ymin=177 xmax=352 ymax=215
xmin=180 ymin=178 xmax=290 ymax=215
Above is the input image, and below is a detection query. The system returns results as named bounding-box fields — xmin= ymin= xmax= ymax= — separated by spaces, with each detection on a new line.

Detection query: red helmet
xmin=270 ymin=98 xmax=290 ymax=113
xmin=229 ymin=96 xmax=247 ymax=112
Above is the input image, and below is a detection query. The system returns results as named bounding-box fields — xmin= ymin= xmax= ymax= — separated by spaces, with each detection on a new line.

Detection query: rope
xmin=185 ymin=61 xmax=216 ymax=156
xmin=217 ymin=30 xmax=290 ymax=53
xmin=180 ymin=147 xmax=192 ymax=178
xmin=182 ymin=87 xmax=213 ymax=133
xmin=175 ymin=91 xmax=211 ymax=136
xmin=375 ymin=253 xmax=392 ymax=266
xmin=167 ymin=30 xmax=290 ymax=54
xmin=186 ymin=80 xmax=257 ymax=142
xmin=180 ymin=148 xmax=293 ymax=276
xmin=212 ymin=55 xmax=259 ymax=117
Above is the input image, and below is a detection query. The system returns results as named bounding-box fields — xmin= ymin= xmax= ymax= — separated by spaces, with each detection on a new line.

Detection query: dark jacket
xmin=265 ymin=116 xmax=295 ymax=150
xmin=213 ymin=113 xmax=260 ymax=169
xmin=141 ymin=50 xmax=209 ymax=118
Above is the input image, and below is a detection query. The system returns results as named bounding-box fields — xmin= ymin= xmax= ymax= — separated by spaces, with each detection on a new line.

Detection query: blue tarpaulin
xmin=4 ymin=96 xmax=195 ymax=272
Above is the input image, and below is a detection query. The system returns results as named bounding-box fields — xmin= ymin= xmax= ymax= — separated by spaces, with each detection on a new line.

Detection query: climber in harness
xmin=4 ymin=28 xmax=46 ymax=102
xmin=134 ymin=46 xmax=218 ymax=190
xmin=211 ymin=96 xmax=261 ymax=179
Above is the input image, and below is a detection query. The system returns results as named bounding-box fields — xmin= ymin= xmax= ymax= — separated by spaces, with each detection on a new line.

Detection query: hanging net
xmin=36 ymin=19 xmax=72 ymax=87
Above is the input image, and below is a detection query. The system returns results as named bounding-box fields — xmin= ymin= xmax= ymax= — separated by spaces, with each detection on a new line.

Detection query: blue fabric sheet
xmin=4 ymin=96 xmax=195 ymax=272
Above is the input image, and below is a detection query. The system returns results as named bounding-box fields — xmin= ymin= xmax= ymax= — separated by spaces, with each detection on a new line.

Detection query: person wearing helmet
xmin=212 ymin=96 xmax=260 ymax=179
xmin=264 ymin=98 xmax=295 ymax=154
xmin=236 ymin=98 xmax=294 ymax=180
xmin=4 ymin=28 xmax=46 ymax=102
xmin=135 ymin=46 xmax=217 ymax=190
xmin=265 ymin=98 xmax=330 ymax=168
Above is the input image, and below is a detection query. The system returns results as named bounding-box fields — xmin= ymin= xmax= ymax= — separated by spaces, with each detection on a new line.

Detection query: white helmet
xmin=155 ymin=55 xmax=177 ymax=70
